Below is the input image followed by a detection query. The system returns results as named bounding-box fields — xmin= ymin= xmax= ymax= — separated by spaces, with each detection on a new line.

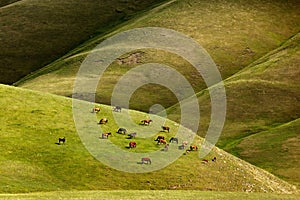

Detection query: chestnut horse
xmin=141 ymin=157 xmax=151 ymax=164
xmin=161 ymin=126 xmax=170 ymax=132
xmin=101 ymin=132 xmax=112 ymax=139
xmin=141 ymin=119 xmax=152 ymax=125
xmin=155 ymin=135 xmax=165 ymax=141
xmin=92 ymin=107 xmax=100 ymax=113
xmin=190 ymin=145 xmax=198 ymax=151
xmin=157 ymin=139 xmax=167 ymax=145
xmin=129 ymin=141 xmax=136 ymax=148
xmin=99 ymin=118 xmax=108 ymax=124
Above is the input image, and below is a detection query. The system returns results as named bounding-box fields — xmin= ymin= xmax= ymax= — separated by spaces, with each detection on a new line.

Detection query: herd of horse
xmin=56 ymin=105 xmax=201 ymax=165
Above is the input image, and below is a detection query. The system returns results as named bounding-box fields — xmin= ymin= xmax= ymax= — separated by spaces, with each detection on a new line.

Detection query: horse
xmin=169 ymin=137 xmax=178 ymax=144
xmin=157 ymin=139 xmax=167 ymax=145
xmin=155 ymin=135 xmax=165 ymax=141
xmin=58 ymin=137 xmax=65 ymax=144
xmin=190 ymin=145 xmax=198 ymax=151
xmin=101 ymin=132 xmax=112 ymax=139
xmin=98 ymin=118 xmax=108 ymax=124
xmin=212 ymin=157 xmax=217 ymax=162
xmin=161 ymin=126 xmax=170 ymax=132
xmin=113 ymin=106 xmax=122 ymax=112
xmin=117 ymin=128 xmax=127 ymax=134
xmin=141 ymin=119 xmax=152 ymax=125
xmin=141 ymin=157 xmax=151 ymax=164
xmin=129 ymin=141 xmax=136 ymax=148
xmin=92 ymin=107 xmax=100 ymax=113
xmin=128 ymin=132 xmax=137 ymax=139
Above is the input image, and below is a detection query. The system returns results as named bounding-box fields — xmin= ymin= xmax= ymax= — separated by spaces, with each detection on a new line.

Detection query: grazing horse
xmin=128 ymin=132 xmax=137 ymax=139
xmin=157 ymin=139 xmax=167 ymax=145
xmin=155 ymin=135 xmax=165 ymax=141
xmin=169 ymin=137 xmax=178 ymax=144
xmin=117 ymin=128 xmax=127 ymax=134
xmin=58 ymin=137 xmax=66 ymax=144
xmin=141 ymin=119 xmax=152 ymax=125
xmin=161 ymin=126 xmax=170 ymax=132
xmin=141 ymin=157 xmax=151 ymax=164
xmin=129 ymin=141 xmax=136 ymax=148
xmin=99 ymin=118 xmax=108 ymax=124
xmin=101 ymin=132 xmax=112 ymax=139
xmin=190 ymin=145 xmax=198 ymax=151
xmin=92 ymin=107 xmax=100 ymax=113
xmin=113 ymin=106 xmax=122 ymax=112
xmin=212 ymin=157 xmax=217 ymax=162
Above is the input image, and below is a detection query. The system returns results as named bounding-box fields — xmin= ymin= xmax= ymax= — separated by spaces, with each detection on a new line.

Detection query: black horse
xmin=58 ymin=137 xmax=66 ymax=144
xmin=128 ymin=132 xmax=137 ymax=139
xmin=113 ymin=106 xmax=122 ymax=112
xmin=117 ymin=128 xmax=127 ymax=134
xmin=169 ymin=137 xmax=178 ymax=144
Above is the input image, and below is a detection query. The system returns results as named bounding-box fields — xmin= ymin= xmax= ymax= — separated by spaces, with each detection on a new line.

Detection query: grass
xmin=16 ymin=0 xmax=300 ymax=101
xmin=0 ymin=0 xmax=167 ymax=84
xmin=236 ymin=119 xmax=300 ymax=187
xmin=0 ymin=190 xmax=299 ymax=200
xmin=0 ymin=84 xmax=297 ymax=194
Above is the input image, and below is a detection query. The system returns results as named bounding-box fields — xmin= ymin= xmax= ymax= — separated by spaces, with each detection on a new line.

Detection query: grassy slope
xmin=0 ymin=190 xmax=299 ymax=200
xmin=16 ymin=0 xmax=300 ymax=112
xmin=0 ymin=84 xmax=297 ymax=194
xmin=166 ymin=32 xmax=300 ymax=185
xmin=13 ymin=0 xmax=300 ymax=188
xmin=237 ymin=119 xmax=300 ymax=188
xmin=0 ymin=0 xmax=167 ymax=84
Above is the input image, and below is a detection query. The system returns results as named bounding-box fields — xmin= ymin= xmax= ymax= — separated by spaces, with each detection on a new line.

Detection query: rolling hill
xmin=165 ymin=31 xmax=300 ymax=185
xmin=0 ymin=84 xmax=298 ymax=194
xmin=13 ymin=0 xmax=300 ymax=187
xmin=0 ymin=0 xmax=167 ymax=84
xmin=1 ymin=0 xmax=299 ymax=196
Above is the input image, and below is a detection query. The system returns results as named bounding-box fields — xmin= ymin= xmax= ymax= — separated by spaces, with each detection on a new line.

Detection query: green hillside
xmin=0 ymin=0 xmax=166 ymax=84
xmin=0 ymin=84 xmax=297 ymax=194
xmin=16 ymin=0 xmax=300 ymax=111
xmin=165 ymin=32 xmax=300 ymax=185
xmin=237 ymin=119 xmax=300 ymax=187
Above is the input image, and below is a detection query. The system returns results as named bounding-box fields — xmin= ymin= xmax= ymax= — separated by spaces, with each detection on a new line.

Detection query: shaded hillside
xmin=0 ymin=0 xmax=20 ymax=7
xmin=166 ymin=32 xmax=300 ymax=186
xmin=0 ymin=84 xmax=297 ymax=194
xmin=0 ymin=0 xmax=166 ymax=84
xmin=237 ymin=118 xmax=300 ymax=188
xmin=16 ymin=0 xmax=300 ymax=112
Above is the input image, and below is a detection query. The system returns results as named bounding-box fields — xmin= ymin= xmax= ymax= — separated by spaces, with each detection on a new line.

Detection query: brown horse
xmin=155 ymin=135 xmax=165 ymax=141
xmin=141 ymin=119 xmax=152 ymax=125
xmin=190 ymin=145 xmax=198 ymax=151
xmin=101 ymin=132 xmax=112 ymax=139
xmin=129 ymin=141 xmax=136 ymax=148
xmin=99 ymin=118 xmax=108 ymax=124
xmin=161 ymin=126 xmax=170 ymax=132
xmin=92 ymin=107 xmax=101 ymax=113
xmin=141 ymin=157 xmax=151 ymax=164
xmin=157 ymin=139 xmax=167 ymax=145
